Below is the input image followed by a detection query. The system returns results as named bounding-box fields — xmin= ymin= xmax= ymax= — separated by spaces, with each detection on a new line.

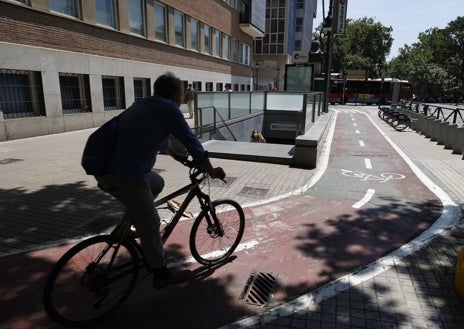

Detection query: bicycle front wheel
xmin=43 ymin=235 xmax=139 ymax=327
xmin=190 ymin=199 xmax=245 ymax=266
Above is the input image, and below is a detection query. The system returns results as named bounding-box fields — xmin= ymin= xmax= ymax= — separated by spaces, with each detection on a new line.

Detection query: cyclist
xmin=87 ymin=72 xmax=225 ymax=288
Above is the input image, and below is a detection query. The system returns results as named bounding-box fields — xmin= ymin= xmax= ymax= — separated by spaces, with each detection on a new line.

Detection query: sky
xmin=313 ymin=0 xmax=464 ymax=60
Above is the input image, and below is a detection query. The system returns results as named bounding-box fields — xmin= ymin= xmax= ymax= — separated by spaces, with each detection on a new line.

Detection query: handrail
xmin=196 ymin=106 xmax=237 ymax=141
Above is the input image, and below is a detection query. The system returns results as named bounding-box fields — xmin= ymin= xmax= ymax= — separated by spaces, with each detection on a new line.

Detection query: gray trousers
xmin=96 ymin=171 xmax=165 ymax=269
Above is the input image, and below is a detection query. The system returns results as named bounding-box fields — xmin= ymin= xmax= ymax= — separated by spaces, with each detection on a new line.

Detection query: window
xmin=205 ymin=82 xmax=213 ymax=91
xmin=59 ymin=73 xmax=91 ymax=113
xmin=294 ymin=40 xmax=301 ymax=50
xmin=133 ymin=78 xmax=150 ymax=101
xmin=204 ymin=25 xmax=211 ymax=54
xmin=215 ymin=30 xmax=222 ymax=57
xmin=190 ymin=18 xmax=199 ymax=51
xmin=129 ymin=0 xmax=145 ymax=36
xmin=102 ymin=76 xmax=125 ymax=111
xmin=50 ymin=0 xmax=79 ymax=18
xmin=0 ymin=69 xmax=45 ymax=119
xmin=232 ymin=39 xmax=239 ymax=62
xmin=223 ymin=34 xmax=230 ymax=60
xmin=154 ymin=2 xmax=167 ymax=42
xmin=193 ymin=81 xmax=202 ymax=92
xmin=95 ymin=0 xmax=117 ymax=28
xmin=174 ymin=11 xmax=184 ymax=47
xmin=240 ymin=43 xmax=250 ymax=65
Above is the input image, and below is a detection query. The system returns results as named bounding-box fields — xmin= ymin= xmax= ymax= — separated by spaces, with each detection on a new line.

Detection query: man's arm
xmin=165 ymin=148 xmax=225 ymax=180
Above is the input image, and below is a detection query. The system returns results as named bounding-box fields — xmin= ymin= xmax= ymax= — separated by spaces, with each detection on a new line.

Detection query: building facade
xmin=0 ymin=0 xmax=265 ymax=140
xmin=253 ymin=0 xmax=317 ymax=90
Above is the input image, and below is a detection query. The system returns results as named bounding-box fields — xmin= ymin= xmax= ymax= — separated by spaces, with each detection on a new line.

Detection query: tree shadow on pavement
xmin=257 ymin=197 xmax=464 ymax=328
xmin=0 ymin=183 xmax=254 ymax=329
xmin=0 ymin=182 xmax=122 ymax=256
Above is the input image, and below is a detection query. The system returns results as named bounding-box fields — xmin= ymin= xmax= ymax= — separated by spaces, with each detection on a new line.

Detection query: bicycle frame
xmin=154 ymin=172 xmax=216 ymax=243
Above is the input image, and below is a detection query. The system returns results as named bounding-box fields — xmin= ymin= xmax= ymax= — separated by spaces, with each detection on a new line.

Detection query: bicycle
xmin=378 ymin=106 xmax=411 ymax=131
xmin=42 ymin=159 xmax=245 ymax=327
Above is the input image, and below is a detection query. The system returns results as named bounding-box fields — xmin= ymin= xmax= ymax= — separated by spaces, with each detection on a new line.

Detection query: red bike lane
xmin=0 ymin=111 xmax=443 ymax=329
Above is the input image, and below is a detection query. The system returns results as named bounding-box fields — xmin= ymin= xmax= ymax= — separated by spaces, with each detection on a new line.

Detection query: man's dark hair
xmin=153 ymin=72 xmax=183 ymax=98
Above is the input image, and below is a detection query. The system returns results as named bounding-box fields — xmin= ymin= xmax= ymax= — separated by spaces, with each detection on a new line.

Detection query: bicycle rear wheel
xmin=43 ymin=235 xmax=139 ymax=327
xmin=190 ymin=199 xmax=245 ymax=266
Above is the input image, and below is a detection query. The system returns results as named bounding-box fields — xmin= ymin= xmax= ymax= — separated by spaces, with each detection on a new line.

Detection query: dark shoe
xmin=153 ymin=268 xmax=192 ymax=289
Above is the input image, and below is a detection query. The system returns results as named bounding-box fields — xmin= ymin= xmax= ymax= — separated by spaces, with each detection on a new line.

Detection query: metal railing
xmin=196 ymin=106 xmax=237 ymax=141
xmin=195 ymin=91 xmax=325 ymax=141
xmin=400 ymin=101 xmax=464 ymax=126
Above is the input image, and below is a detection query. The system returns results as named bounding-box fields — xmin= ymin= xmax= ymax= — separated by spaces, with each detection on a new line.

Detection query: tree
xmin=318 ymin=17 xmax=393 ymax=78
xmin=388 ymin=16 xmax=464 ymax=102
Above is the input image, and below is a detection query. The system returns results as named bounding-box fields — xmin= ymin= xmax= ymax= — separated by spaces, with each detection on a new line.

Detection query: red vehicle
xmin=315 ymin=78 xmax=413 ymax=105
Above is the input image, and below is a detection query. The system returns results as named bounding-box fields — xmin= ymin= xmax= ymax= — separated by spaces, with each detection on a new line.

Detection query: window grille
xmin=59 ymin=73 xmax=91 ymax=114
xmin=0 ymin=69 xmax=45 ymax=119
xmin=102 ymin=76 xmax=125 ymax=111
xmin=134 ymin=78 xmax=150 ymax=101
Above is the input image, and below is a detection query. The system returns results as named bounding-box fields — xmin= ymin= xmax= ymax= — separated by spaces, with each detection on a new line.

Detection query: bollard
xmin=424 ymin=117 xmax=435 ymax=139
xmin=430 ymin=119 xmax=441 ymax=142
xmin=437 ymin=121 xmax=450 ymax=145
xmin=456 ymin=246 xmax=464 ymax=300
xmin=452 ymin=127 xmax=464 ymax=155
xmin=444 ymin=124 xmax=458 ymax=150
xmin=416 ymin=115 xmax=424 ymax=133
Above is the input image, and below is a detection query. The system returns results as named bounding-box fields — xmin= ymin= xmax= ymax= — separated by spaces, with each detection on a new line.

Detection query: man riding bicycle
xmin=83 ymin=72 xmax=225 ymax=288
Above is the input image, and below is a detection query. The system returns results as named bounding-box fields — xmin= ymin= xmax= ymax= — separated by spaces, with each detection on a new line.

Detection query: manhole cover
xmin=239 ymin=272 xmax=277 ymax=306
xmin=0 ymin=158 xmax=23 ymax=165
xmin=238 ymin=187 xmax=268 ymax=197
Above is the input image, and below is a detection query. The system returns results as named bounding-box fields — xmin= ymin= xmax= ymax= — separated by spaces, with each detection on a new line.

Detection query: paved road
xmin=0 ymin=106 xmax=463 ymax=329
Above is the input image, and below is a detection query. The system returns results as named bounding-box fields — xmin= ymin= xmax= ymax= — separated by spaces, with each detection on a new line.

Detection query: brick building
xmin=0 ymin=0 xmax=265 ymax=140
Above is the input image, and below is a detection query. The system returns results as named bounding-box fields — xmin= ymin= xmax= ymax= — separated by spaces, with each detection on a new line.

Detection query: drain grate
xmin=239 ymin=272 xmax=277 ymax=306
xmin=0 ymin=158 xmax=23 ymax=165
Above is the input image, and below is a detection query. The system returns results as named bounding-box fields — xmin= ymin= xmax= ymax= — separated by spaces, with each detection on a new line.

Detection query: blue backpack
xmin=81 ymin=115 xmax=120 ymax=176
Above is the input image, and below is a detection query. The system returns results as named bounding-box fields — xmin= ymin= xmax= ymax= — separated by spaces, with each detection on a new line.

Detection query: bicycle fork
xmin=197 ymin=192 xmax=224 ymax=238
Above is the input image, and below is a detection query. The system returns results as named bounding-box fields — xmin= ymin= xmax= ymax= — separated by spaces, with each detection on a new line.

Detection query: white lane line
xmin=353 ymin=123 xmax=358 ymax=127
xmin=359 ymin=140 xmax=365 ymax=147
xmin=365 ymin=158 xmax=372 ymax=169
xmin=352 ymin=189 xmax=375 ymax=209
xmin=355 ymin=129 xmax=360 ymax=134
xmin=167 ymin=239 xmax=260 ymax=268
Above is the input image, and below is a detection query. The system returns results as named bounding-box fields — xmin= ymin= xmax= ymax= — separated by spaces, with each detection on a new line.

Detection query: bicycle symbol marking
xmin=340 ymin=169 xmax=405 ymax=183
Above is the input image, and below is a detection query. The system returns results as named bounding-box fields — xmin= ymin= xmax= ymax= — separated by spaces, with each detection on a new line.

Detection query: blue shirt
xmin=111 ymin=96 xmax=208 ymax=187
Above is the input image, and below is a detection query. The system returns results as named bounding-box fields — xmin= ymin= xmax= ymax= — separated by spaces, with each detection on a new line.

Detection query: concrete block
xmin=416 ymin=115 xmax=427 ymax=134
xmin=452 ymin=127 xmax=464 ymax=155
xmin=430 ymin=119 xmax=441 ymax=142
xmin=444 ymin=124 xmax=458 ymax=150
xmin=295 ymin=112 xmax=333 ymax=169
xmin=437 ymin=121 xmax=450 ymax=145
xmin=424 ymin=117 xmax=436 ymax=138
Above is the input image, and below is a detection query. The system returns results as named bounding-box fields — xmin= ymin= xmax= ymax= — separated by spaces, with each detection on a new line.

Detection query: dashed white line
xmin=358 ymin=140 xmax=365 ymax=147
xmin=352 ymin=189 xmax=375 ymax=209
xmin=355 ymin=129 xmax=360 ymax=134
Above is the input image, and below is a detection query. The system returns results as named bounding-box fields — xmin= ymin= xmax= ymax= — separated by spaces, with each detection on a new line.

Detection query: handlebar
xmin=181 ymin=157 xmax=226 ymax=183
